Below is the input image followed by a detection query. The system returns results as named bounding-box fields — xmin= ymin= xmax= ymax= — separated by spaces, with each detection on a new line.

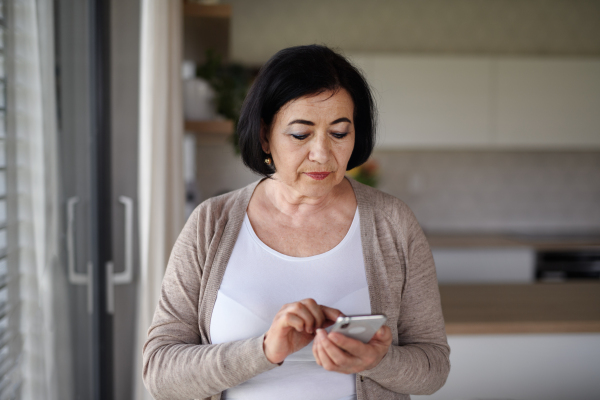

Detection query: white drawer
xmin=431 ymin=247 xmax=535 ymax=283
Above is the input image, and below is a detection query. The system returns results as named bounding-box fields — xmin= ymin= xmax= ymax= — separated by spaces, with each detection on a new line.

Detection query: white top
xmin=211 ymin=208 xmax=371 ymax=400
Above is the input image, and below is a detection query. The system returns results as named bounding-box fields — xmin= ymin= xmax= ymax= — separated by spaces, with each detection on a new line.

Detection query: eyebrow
xmin=287 ymin=117 xmax=352 ymax=126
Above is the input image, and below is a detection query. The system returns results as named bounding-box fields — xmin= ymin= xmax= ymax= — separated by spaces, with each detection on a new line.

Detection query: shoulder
xmin=349 ymin=178 xmax=417 ymax=227
xmin=188 ymin=180 xmax=261 ymax=239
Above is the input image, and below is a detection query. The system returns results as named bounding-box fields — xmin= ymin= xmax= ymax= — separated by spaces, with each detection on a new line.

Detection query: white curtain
xmin=13 ymin=0 xmax=61 ymax=398
xmin=135 ymin=1 xmax=185 ymax=399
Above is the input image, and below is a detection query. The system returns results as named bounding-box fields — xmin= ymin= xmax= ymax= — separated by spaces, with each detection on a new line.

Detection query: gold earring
xmin=264 ymin=157 xmax=272 ymax=165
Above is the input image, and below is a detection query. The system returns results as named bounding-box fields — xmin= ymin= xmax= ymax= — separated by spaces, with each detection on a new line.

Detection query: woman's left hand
xmin=312 ymin=326 xmax=393 ymax=374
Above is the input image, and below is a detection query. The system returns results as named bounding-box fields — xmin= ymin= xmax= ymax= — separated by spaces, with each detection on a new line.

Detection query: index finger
xmin=320 ymin=305 xmax=344 ymax=328
xmin=299 ymin=298 xmax=325 ymax=330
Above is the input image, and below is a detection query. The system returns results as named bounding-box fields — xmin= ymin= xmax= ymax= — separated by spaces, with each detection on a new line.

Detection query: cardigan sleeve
xmin=360 ymin=206 xmax=451 ymax=395
xmin=142 ymin=205 xmax=278 ymax=400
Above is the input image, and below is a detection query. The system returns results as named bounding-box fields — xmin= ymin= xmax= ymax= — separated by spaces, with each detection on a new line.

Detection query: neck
xmin=261 ymin=175 xmax=350 ymax=219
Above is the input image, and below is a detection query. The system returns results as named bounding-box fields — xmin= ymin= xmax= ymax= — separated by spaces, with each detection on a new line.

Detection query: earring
xmin=264 ymin=157 xmax=272 ymax=165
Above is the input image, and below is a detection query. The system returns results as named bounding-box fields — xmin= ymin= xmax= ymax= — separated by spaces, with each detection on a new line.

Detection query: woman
xmin=143 ymin=45 xmax=450 ymax=400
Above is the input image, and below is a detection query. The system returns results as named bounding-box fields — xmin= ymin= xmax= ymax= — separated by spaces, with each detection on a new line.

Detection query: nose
xmin=308 ymin=132 xmax=331 ymax=164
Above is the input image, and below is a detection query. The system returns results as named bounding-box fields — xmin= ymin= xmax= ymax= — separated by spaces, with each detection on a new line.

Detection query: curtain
xmin=134 ymin=0 xmax=185 ymax=399
xmin=12 ymin=0 xmax=61 ymax=398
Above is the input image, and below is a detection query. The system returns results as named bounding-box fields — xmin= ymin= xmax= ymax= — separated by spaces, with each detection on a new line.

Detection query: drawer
xmin=431 ymin=247 xmax=535 ymax=284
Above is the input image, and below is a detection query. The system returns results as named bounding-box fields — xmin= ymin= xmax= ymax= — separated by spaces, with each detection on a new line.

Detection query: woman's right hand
xmin=263 ymin=298 xmax=342 ymax=364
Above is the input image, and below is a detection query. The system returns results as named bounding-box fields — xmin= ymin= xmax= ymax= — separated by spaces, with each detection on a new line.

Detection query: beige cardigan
xmin=143 ymin=178 xmax=450 ymax=400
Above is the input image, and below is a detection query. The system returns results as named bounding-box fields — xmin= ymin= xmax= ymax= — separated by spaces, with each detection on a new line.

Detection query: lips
xmin=305 ymin=172 xmax=331 ymax=180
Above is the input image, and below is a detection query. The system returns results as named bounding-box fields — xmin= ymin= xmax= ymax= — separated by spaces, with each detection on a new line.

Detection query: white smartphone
xmin=327 ymin=314 xmax=387 ymax=344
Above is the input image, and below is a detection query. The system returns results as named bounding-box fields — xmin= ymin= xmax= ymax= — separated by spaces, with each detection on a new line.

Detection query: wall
xmin=375 ymin=150 xmax=600 ymax=233
xmin=190 ymin=0 xmax=600 ymax=234
xmin=227 ymin=0 xmax=600 ymax=65
xmin=194 ymin=140 xmax=259 ymax=201
xmin=193 ymin=147 xmax=600 ymax=234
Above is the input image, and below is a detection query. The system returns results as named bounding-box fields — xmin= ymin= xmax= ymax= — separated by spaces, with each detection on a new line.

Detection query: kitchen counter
xmin=426 ymin=233 xmax=600 ymax=250
xmin=440 ymin=282 xmax=600 ymax=335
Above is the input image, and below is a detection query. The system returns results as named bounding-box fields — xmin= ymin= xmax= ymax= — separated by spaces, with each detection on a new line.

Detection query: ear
xmin=260 ymin=120 xmax=270 ymax=154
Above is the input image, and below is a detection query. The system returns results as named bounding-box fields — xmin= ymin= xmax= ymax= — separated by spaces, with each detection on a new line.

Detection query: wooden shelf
xmin=185 ymin=119 xmax=234 ymax=135
xmin=440 ymin=282 xmax=600 ymax=335
xmin=183 ymin=3 xmax=231 ymax=18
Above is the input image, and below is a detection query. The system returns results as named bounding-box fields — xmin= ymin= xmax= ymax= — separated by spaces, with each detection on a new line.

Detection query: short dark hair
xmin=238 ymin=45 xmax=377 ymax=177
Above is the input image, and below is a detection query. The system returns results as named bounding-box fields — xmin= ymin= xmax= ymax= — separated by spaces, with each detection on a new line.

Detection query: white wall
xmin=194 ymin=142 xmax=260 ymax=201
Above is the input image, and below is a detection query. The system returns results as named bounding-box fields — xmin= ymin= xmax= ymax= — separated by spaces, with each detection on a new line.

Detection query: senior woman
xmin=143 ymin=45 xmax=450 ymax=400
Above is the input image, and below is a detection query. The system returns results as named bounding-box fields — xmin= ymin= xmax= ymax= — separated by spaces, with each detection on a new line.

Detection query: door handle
xmin=106 ymin=196 xmax=134 ymax=314
xmin=67 ymin=196 xmax=93 ymax=314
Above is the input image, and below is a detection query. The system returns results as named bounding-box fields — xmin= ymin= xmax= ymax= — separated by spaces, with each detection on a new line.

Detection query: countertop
xmin=440 ymin=282 xmax=600 ymax=335
xmin=426 ymin=233 xmax=600 ymax=250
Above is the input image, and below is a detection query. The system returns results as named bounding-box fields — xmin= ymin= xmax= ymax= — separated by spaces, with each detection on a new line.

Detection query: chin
xmin=299 ymin=175 xmax=342 ymax=196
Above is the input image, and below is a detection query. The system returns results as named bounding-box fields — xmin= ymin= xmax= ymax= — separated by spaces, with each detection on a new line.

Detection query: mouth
xmin=304 ymin=172 xmax=331 ymax=180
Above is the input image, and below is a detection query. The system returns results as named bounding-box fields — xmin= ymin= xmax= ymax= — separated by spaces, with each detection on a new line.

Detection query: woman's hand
xmin=263 ymin=299 xmax=342 ymax=364
xmin=312 ymin=325 xmax=393 ymax=374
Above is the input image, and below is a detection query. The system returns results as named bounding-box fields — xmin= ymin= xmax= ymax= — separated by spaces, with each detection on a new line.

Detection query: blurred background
xmin=1 ymin=0 xmax=599 ymax=399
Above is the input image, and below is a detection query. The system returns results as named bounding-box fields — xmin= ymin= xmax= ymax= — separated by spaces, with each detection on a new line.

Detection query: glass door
xmin=55 ymin=0 xmax=139 ymax=398
xmin=55 ymin=0 xmax=106 ymax=398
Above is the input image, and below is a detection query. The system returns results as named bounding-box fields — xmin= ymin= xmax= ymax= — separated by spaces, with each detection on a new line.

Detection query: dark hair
xmin=238 ymin=45 xmax=376 ymax=176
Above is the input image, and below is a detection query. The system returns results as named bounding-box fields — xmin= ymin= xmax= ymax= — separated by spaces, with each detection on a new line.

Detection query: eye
xmin=291 ymin=134 xmax=309 ymax=140
xmin=331 ymin=132 xmax=349 ymax=139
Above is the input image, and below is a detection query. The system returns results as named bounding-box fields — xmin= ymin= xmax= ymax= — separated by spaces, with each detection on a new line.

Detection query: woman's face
xmin=262 ymin=89 xmax=355 ymax=199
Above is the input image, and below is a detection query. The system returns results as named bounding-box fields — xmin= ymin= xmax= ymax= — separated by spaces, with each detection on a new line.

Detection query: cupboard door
xmin=496 ymin=58 xmax=600 ymax=148
xmin=350 ymin=55 xmax=493 ymax=149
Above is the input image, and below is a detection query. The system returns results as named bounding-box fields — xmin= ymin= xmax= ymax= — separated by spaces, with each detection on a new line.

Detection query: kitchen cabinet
xmin=412 ymin=283 xmax=600 ymax=400
xmin=413 ymin=333 xmax=600 ymax=400
xmin=496 ymin=58 xmax=600 ymax=148
xmin=427 ymin=233 xmax=600 ymax=284
xmin=350 ymin=55 xmax=493 ymax=148
xmin=349 ymin=54 xmax=600 ymax=149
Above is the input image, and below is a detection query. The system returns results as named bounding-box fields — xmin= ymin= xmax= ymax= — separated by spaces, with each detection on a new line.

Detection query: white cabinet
xmin=496 ymin=58 xmax=600 ymax=148
xmin=431 ymin=248 xmax=535 ymax=284
xmin=349 ymin=54 xmax=600 ymax=149
xmin=351 ymin=55 xmax=493 ymax=148
xmin=413 ymin=334 xmax=600 ymax=400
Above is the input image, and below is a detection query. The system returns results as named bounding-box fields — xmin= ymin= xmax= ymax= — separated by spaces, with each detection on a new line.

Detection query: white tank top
xmin=210 ymin=208 xmax=370 ymax=400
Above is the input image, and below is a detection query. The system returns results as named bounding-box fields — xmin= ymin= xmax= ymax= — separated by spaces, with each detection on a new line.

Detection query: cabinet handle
xmin=67 ymin=197 xmax=93 ymax=314
xmin=106 ymin=196 xmax=134 ymax=314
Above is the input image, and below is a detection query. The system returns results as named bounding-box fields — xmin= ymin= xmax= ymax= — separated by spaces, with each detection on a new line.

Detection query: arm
xmin=142 ymin=206 xmax=277 ymax=400
xmin=359 ymin=209 xmax=451 ymax=395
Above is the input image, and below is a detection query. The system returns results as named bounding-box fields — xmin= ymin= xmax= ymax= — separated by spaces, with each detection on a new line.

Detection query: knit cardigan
xmin=143 ymin=178 xmax=450 ymax=400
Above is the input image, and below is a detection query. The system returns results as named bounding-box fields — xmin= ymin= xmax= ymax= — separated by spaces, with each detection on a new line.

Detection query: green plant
xmin=346 ymin=158 xmax=379 ymax=187
xmin=196 ymin=50 xmax=255 ymax=152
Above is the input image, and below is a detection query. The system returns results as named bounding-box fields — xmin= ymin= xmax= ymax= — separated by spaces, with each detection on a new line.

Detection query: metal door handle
xmin=106 ymin=196 xmax=134 ymax=314
xmin=67 ymin=196 xmax=93 ymax=314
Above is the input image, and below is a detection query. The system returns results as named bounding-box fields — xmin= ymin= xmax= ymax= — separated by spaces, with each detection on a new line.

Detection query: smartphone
xmin=327 ymin=314 xmax=387 ymax=344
